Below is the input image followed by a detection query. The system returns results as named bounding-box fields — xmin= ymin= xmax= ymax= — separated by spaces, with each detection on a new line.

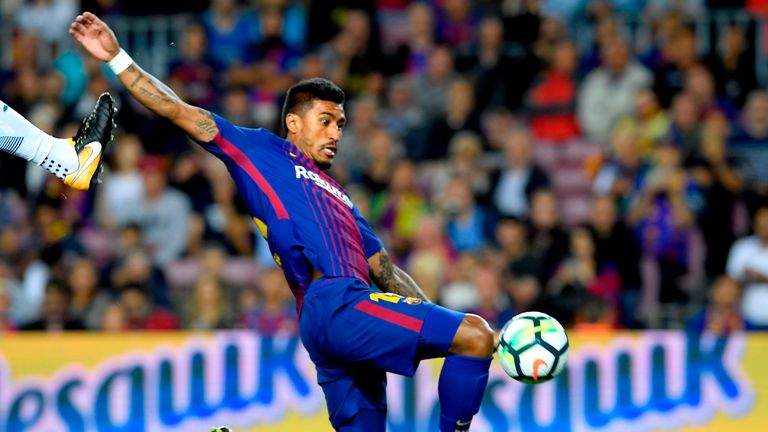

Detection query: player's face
xmin=293 ymin=100 xmax=346 ymax=170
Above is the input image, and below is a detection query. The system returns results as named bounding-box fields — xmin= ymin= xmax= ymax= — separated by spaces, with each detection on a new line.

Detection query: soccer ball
xmin=497 ymin=311 xmax=569 ymax=384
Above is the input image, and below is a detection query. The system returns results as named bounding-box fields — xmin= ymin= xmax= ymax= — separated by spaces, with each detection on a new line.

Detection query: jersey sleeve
xmin=194 ymin=113 xmax=273 ymax=163
xmin=353 ymin=206 xmax=384 ymax=258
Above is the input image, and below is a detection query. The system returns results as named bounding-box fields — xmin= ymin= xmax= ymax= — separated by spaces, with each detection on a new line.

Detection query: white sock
xmin=0 ymin=100 xmax=79 ymax=179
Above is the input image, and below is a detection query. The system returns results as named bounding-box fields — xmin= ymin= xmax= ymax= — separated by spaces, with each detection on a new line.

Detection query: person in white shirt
xmin=577 ymin=38 xmax=653 ymax=144
xmin=726 ymin=206 xmax=768 ymax=327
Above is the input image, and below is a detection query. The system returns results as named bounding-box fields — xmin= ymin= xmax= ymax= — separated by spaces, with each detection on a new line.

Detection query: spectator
xmin=100 ymin=302 xmax=128 ymax=332
xmin=0 ymin=255 xmax=34 ymax=326
xmin=409 ymin=45 xmax=458 ymax=121
xmin=183 ymin=273 xmax=235 ymax=330
xmin=239 ymin=267 xmax=296 ymax=334
xmin=467 ymin=264 xmax=514 ymax=329
xmin=118 ymin=283 xmax=179 ymax=330
xmin=428 ymin=131 xmax=490 ymax=200
xmin=67 ymin=257 xmax=112 ymax=330
xmin=706 ymin=24 xmax=757 ymax=107
xmin=644 ymin=0 xmax=703 ymax=22
xmin=440 ymin=251 xmax=481 ymax=311
xmin=21 ymin=280 xmax=85 ymax=331
xmin=433 ymin=0 xmax=480 ymax=49
xmin=404 ymin=215 xmax=457 ymax=293
xmin=612 ymin=87 xmax=671 ymax=157
xmin=504 ymin=273 xmax=549 ymax=317
xmin=572 ymin=296 xmax=617 ymax=330
xmin=360 ymin=128 xmax=402 ymax=194
xmin=531 ymin=17 xmax=566 ymax=66
xmin=404 ymin=247 xmax=445 ymax=304
xmin=579 ymin=14 xmax=621 ymax=73
xmin=96 ymin=134 xmax=146 ymax=230
xmin=168 ymin=151 xmax=217 ymax=256
xmin=459 ymin=15 xmax=520 ymax=112
xmin=318 ymin=8 xmax=383 ymax=94
xmin=219 ymin=86 xmax=257 ymax=128
xmin=167 ymin=22 xmax=223 ymax=111
xmin=667 ymin=91 xmax=702 ymax=156
xmin=592 ymin=126 xmax=650 ymax=214
xmin=689 ymin=113 xmax=743 ymax=278
xmin=495 ymin=216 xmax=543 ymax=280
xmin=548 ymin=227 xmax=621 ymax=325
xmin=577 ymin=38 xmax=653 ymax=144
xmin=683 ymin=65 xmax=738 ymax=121
xmin=730 ymin=90 xmax=768 ymax=217
xmin=14 ymin=0 xmax=77 ymax=49
xmin=249 ymin=0 xmax=304 ymax=67
xmin=379 ymin=77 xmax=427 ymax=140
xmin=110 ymin=250 xmax=170 ymax=308
xmin=0 ymin=279 xmax=16 ymax=332
xmin=586 ymin=194 xmax=642 ymax=324
xmin=686 ymin=275 xmax=755 ymax=333
xmin=525 ymin=39 xmax=581 ymax=142
xmin=481 ymin=106 xmax=518 ymax=151
xmin=201 ymin=0 xmax=260 ymax=69
xmin=490 ymin=127 xmax=551 ymax=219
xmin=527 ymin=189 xmax=570 ymax=281
xmin=501 ymin=0 xmax=543 ymax=48
xmin=389 ymin=2 xmax=437 ymax=76
xmin=726 ymin=206 xmax=768 ymax=328
xmin=628 ymin=140 xmax=698 ymax=304
xmin=332 ymin=95 xmax=381 ymax=181
xmin=439 ymin=178 xmax=496 ymax=253
xmin=653 ymin=29 xmax=702 ymax=107
xmin=370 ymin=160 xmax=429 ymax=256
xmin=135 ymin=156 xmax=192 ymax=265
xmin=424 ymin=78 xmax=483 ymax=161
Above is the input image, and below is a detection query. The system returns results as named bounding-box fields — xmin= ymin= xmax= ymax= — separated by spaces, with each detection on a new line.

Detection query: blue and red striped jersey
xmin=198 ymin=114 xmax=383 ymax=313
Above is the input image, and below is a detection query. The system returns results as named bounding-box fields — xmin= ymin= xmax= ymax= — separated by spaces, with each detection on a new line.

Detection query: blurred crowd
xmin=1 ymin=0 xmax=768 ymax=335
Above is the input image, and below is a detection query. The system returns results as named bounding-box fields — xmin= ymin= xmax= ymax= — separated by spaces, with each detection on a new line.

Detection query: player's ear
xmin=285 ymin=113 xmax=300 ymax=134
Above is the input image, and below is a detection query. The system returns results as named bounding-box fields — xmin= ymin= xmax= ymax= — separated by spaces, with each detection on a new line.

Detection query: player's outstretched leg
xmin=0 ymin=93 xmax=115 ymax=190
xmin=438 ymin=314 xmax=494 ymax=432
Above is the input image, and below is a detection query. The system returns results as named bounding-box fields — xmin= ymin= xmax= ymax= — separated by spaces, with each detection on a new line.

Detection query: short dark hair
xmin=281 ymin=78 xmax=345 ymax=134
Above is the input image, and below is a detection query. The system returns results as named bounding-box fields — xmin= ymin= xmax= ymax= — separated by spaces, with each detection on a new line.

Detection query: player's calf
xmin=449 ymin=314 xmax=495 ymax=358
xmin=438 ymin=313 xmax=494 ymax=432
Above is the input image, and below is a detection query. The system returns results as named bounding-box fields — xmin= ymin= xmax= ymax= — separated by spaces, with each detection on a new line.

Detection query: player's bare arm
xmin=69 ymin=12 xmax=218 ymax=142
xmin=368 ymin=249 xmax=428 ymax=301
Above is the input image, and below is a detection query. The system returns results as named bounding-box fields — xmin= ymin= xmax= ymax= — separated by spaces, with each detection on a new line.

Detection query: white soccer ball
xmin=496 ymin=311 xmax=569 ymax=384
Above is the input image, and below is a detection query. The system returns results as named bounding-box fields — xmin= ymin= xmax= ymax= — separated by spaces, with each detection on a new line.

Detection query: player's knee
xmin=452 ymin=314 xmax=495 ymax=357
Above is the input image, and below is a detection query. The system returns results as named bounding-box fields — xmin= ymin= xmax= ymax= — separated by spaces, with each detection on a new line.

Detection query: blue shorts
xmin=299 ymin=276 xmax=464 ymax=430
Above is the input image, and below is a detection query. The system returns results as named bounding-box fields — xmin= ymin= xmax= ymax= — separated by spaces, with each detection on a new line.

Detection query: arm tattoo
xmin=128 ymin=67 xmax=143 ymax=88
xmin=137 ymin=85 xmax=173 ymax=106
xmin=195 ymin=109 xmax=218 ymax=140
xmin=117 ymin=62 xmax=217 ymax=140
xmin=374 ymin=252 xmax=429 ymax=301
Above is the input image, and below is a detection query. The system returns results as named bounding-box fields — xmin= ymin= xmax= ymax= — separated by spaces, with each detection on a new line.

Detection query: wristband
xmin=107 ymin=49 xmax=133 ymax=75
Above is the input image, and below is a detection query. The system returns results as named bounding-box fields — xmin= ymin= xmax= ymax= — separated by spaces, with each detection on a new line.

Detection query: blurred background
xmin=2 ymin=0 xmax=768 ymax=337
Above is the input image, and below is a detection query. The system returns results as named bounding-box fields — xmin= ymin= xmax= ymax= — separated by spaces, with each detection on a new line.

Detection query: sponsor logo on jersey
xmin=294 ymin=165 xmax=353 ymax=208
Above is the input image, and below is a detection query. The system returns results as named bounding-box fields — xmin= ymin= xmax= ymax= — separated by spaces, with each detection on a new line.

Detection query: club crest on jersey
xmin=295 ymin=165 xmax=353 ymax=208
xmin=403 ymin=297 xmax=422 ymax=305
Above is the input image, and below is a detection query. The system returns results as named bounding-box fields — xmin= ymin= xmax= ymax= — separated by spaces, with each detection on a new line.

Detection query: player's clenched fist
xmin=69 ymin=12 xmax=121 ymax=62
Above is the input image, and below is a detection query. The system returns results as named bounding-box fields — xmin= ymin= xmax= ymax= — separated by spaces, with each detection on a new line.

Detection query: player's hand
xmin=69 ymin=12 xmax=120 ymax=62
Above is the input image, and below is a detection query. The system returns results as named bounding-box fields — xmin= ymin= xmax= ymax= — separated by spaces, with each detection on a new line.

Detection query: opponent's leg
xmin=437 ymin=314 xmax=494 ymax=432
xmin=0 ymin=100 xmax=78 ymax=175
xmin=0 ymin=94 xmax=115 ymax=190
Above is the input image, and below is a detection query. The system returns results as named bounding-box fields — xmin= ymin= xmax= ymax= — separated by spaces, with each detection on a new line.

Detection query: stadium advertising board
xmin=0 ymin=331 xmax=766 ymax=431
